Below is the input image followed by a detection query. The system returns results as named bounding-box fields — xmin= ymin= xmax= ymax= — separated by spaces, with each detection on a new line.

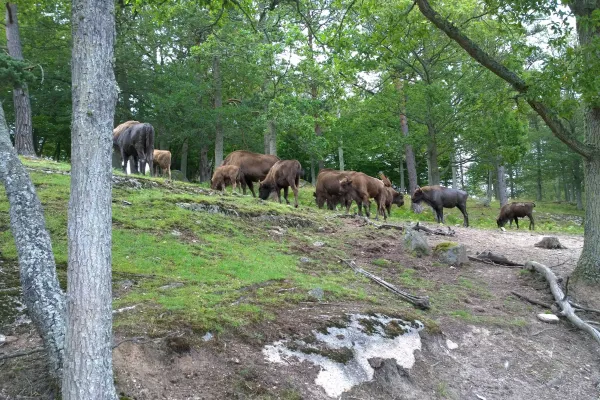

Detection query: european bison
xmin=258 ymin=160 xmax=302 ymax=207
xmin=497 ymin=202 xmax=535 ymax=230
xmin=153 ymin=149 xmax=172 ymax=180
xmin=340 ymin=172 xmax=387 ymax=220
xmin=383 ymin=186 xmax=405 ymax=217
xmin=211 ymin=165 xmax=243 ymax=194
xmin=113 ymin=122 xmax=154 ymax=176
xmin=314 ymin=169 xmax=353 ymax=210
xmin=221 ymin=150 xmax=279 ymax=197
xmin=411 ymin=186 xmax=469 ymax=227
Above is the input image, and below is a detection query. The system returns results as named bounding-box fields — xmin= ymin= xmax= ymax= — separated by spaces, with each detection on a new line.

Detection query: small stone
xmin=313 ymin=241 xmax=325 ymax=247
xmin=159 ymin=282 xmax=184 ymax=291
xmin=446 ymin=339 xmax=458 ymax=350
xmin=368 ymin=357 xmax=384 ymax=369
xmin=537 ymin=313 xmax=560 ymax=323
xmin=300 ymin=257 xmax=311 ymax=263
xmin=500 ymin=227 xmax=506 ymax=232
xmin=202 ymin=332 xmax=213 ymax=342
xmin=308 ymin=287 xmax=324 ymax=301
xmin=233 ymin=358 xmax=241 ymax=364
xmin=172 ymin=230 xmax=182 ymax=236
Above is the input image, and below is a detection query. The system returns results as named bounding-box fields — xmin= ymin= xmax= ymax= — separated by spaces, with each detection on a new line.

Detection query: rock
xmin=433 ymin=242 xmax=468 ymax=266
xmin=171 ymin=230 xmax=182 ymax=236
xmin=0 ymin=334 xmax=5 ymax=344
xmin=0 ymin=335 xmax=17 ymax=345
xmin=299 ymin=257 xmax=311 ymax=263
xmin=446 ymin=339 xmax=458 ymax=350
xmin=308 ymin=287 xmax=324 ymax=301
xmin=119 ymin=279 xmax=135 ymax=290
xmin=159 ymin=282 xmax=184 ymax=291
xmin=537 ymin=313 xmax=560 ymax=323
xmin=170 ymin=169 xmax=188 ymax=182
xmin=313 ymin=241 xmax=325 ymax=247
xmin=368 ymin=357 xmax=384 ymax=369
xmin=403 ymin=230 xmax=430 ymax=257
xmin=202 ymin=332 xmax=213 ymax=342
xmin=500 ymin=227 xmax=506 ymax=232
xmin=535 ymin=237 xmax=567 ymax=249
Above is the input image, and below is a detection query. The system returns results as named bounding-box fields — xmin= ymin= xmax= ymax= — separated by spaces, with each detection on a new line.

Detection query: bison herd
xmin=113 ymin=121 xmax=536 ymax=229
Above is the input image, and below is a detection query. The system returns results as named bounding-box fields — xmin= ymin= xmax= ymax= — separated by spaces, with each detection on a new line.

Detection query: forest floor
xmin=0 ymin=158 xmax=598 ymax=400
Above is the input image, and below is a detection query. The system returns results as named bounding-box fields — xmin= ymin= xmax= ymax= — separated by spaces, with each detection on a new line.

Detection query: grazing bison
xmin=340 ymin=172 xmax=387 ymax=220
xmin=411 ymin=186 xmax=469 ymax=227
xmin=314 ymin=169 xmax=353 ymax=210
xmin=497 ymin=202 xmax=535 ymax=230
xmin=259 ymin=160 xmax=302 ymax=207
xmin=153 ymin=150 xmax=172 ymax=180
xmin=113 ymin=122 xmax=154 ymax=176
xmin=221 ymin=150 xmax=279 ymax=197
xmin=211 ymin=165 xmax=243 ymax=194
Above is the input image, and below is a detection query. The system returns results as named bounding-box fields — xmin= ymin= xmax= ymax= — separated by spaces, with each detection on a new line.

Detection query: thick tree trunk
xmin=399 ymin=155 xmax=405 ymax=192
xmin=0 ymin=101 xmax=66 ymax=385
xmin=573 ymin=158 xmax=583 ymax=210
xmin=180 ymin=139 xmax=188 ymax=180
xmin=213 ymin=55 xmax=223 ymax=167
xmin=5 ymin=3 xmax=35 ymax=156
xmin=508 ymin=165 xmax=515 ymax=199
xmin=338 ymin=139 xmax=345 ymax=171
xmin=426 ymin=121 xmax=440 ymax=185
xmin=198 ymin=144 xmax=212 ymax=182
xmin=487 ymin=169 xmax=493 ymax=202
xmin=268 ymin=120 xmax=277 ymax=156
xmin=451 ymin=152 xmax=458 ymax=189
xmin=397 ymin=80 xmax=418 ymax=207
xmin=496 ymin=163 xmax=508 ymax=206
xmin=64 ymin=0 xmax=118 ymax=398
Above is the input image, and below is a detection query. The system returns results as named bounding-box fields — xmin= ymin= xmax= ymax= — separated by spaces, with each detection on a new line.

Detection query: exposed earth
xmin=1 ymin=193 xmax=599 ymax=399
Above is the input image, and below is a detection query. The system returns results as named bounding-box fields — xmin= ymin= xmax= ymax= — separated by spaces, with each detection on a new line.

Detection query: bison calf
xmin=411 ymin=186 xmax=469 ymax=227
xmin=496 ymin=202 xmax=535 ymax=230
xmin=211 ymin=165 xmax=243 ymax=194
xmin=153 ymin=150 xmax=172 ymax=180
xmin=259 ymin=160 xmax=302 ymax=207
xmin=222 ymin=150 xmax=279 ymax=197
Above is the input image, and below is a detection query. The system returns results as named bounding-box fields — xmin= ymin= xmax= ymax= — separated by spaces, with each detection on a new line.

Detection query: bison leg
xmin=283 ymin=186 xmax=290 ymax=204
xmin=288 ymin=182 xmax=299 ymax=208
xmin=529 ymin=215 xmax=534 ymax=230
xmin=457 ymin=203 xmax=469 ymax=227
xmin=436 ymin=207 xmax=444 ymax=224
xmin=247 ymin=179 xmax=256 ymax=197
xmin=514 ymin=217 xmax=519 ymax=229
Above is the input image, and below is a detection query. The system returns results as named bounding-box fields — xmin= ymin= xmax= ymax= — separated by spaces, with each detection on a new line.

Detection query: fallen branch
xmin=339 ymin=257 xmax=430 ymax=310
xmin=570 ymin=301 xmax=600 ymax=316
xmin=375 ymin=223 xmax=404 ymax=231
xmin=510 ymin=291 xmax=553 ymax=309
xmin=412 ymin=222 xmax=455 ymax=236
xmin=524 ymin=261 xmax=600 ymax=345
xmin=467 ymin=255 xmax=521 ymax=268
xmin=0 ymin=347 xmax=44 ymax=361
xmin=470 ymin=251 xmax=524 ymax=267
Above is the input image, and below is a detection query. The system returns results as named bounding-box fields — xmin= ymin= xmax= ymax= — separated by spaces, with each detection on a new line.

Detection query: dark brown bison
xmin=314 ymin=169 xmax=353 ymax=210
xmin=497 ymin=202 xmax=535 ymax=230
xmin=340 ymin=172 xmax=387 ymax=220
xmin=211 ymin=165 xmax=243 ymax=193
xmin=153 ymin=150 xmax=172 ymax=180
xmin=258 ymin=160 xmax=302 ymax=207
xmin=221 ymin=150 xmax=279 ymax=197
xmin=113 ymin=122 xmax=154 ymax=176
xmin=411 ymin=186 xmax=469 ymax=227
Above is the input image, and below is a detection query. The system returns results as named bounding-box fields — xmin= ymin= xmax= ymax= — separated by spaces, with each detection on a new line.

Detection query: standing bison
xmin=258 ymin=160 xmax=302 ymax=207
xmin=221 ymin=150 xmax=279 ymax=197
xmin=411 ymin=186 xmax=469 ymax=227
xmin=113 ymin=121 xmax=154 ymax=176
xmin=153 ymin=149 xmax=172 ymax=180
xmin=211 ymin=165 xmax=243 ymax=194
xmin=339 ymin=172 xmax=387 ymax=220
xmin=314 ymin=169 xmax=353 ymax=210
xmin=497 ymin=202 xmax=535 ymax=230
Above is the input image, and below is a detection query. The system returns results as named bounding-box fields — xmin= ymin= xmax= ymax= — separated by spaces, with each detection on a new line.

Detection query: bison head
xmin=392 ymin=191 xmax=405 ymax=207
xmin=210 ymin=178 xmax=223 ymax=191
xmin=411 ymin=186 xmax=423 ymax=203
xmin=258 ymin=181 xmax=274 ymax=200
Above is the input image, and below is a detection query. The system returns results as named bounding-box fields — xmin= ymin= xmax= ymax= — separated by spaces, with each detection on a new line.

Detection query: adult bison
xmin=153 ymin=149 xmax=172 ymax=180
xmin=211 ymin=165 xmax=243 ymax=194
xmin=497 ymin=202 xmax=535 ymax=230
xmin=113 ymin=121 xmax=154 ymax=176
xmin=221 ymin=150 xmax=279 ymax=197
xmin=258 ymin=160 xmax=302 ymax=207
xmin=340 ymin=172 xmax=387 ymax=220
xmin=314 ymin=169 xmax=353 ymax=210
xmin=411 ymin=186 xmax=469 ymax=227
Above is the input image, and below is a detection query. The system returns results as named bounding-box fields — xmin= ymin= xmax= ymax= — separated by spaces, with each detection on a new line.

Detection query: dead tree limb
xmin=0 ymin=347 xmax=44 ymax=361
xmin=471 ymin=251 xmax=524 ymax=267
xmin=510 ymin=291 xmax=553 ymax=309
xmin=467 ymin=255 xmax=522 ymax=268
xmin=412 ymin=222 xmax=455 ymax=236
xmin=339 ymin=257 xmax=430 ymax=310
xmin=524 ymin=261 xmax=600 ymax=345
xmin=570 ymin=302 xmax=600 ymax=316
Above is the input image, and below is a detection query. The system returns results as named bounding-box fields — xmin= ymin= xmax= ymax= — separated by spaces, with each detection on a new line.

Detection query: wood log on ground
xmin=412 ymin=222 xmax=455 ymax=236
xmin=534 ymin=237 xmax=567 ymax=249
xmin=524 ymin=261 xmax=600 ymax=345
xmin=510 ymin=291 xmax=553 ymax=309
xmin=469 ymin=251 xmax=524 ymax=267
xmin=339 ymin=257 xmax=430 ymax=310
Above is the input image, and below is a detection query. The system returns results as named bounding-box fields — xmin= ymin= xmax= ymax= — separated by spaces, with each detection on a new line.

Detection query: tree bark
xmin=0 ymin=101 xmax=66 ymax=385
xmin=64 ymin=0 xmax=118 ymax=398
xmin=399 ymin=154 xmax=405 ymax=192
xmin=451 ymin=151 xmax=458 ymax=189
xmin=180 ymin=138 xmax=188 ymax=180
xmin=213 ymin=55 xmax=223 ymax=167
xmin=573 ymin=157 xmax=583 ymax=210
xmin=487 ymin=169 xmax=493 ymax=202
xmin=496 ymin=163 xmax=508 ymax=206
xmin=310 ymin=157 xmax=316 ymax=185
xmin=535 ymin=139 xmax=543 ymax=201
xmin=508 ymin=165 xmax=515 ymax=199
xmin=426 ymin=121 xmax=440 ymax=185
xmin=5 ymin=3 xmax=35 ymax=156
xmin=198 ymin=144 xmax=212 ymax=182
xmin=338 ymin=139 xmax=345 ymax=171
xmin=397 ymin=80 xmax=418 ymax=206
xmin=268 ymin=120 xmax=277 ymax=156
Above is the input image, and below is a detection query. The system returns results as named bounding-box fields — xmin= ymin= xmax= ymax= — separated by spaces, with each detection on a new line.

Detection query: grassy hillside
xmin=0 ymin=158 xmax=585 ymax=337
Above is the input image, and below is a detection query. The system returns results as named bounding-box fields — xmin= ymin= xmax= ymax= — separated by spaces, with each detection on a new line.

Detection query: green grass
xmin=0 ymin=158 xmax=585 ymax=335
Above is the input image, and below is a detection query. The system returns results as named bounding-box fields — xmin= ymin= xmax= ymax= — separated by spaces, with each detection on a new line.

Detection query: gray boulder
xmin=433 ymin=242 xmax=468 ymax=266
xmin=403 ymin=230 xmax=430 ymax=257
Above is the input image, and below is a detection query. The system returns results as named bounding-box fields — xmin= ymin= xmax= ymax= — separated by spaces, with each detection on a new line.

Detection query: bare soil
xmin=2 ymin=221 xmax=600 ymax=400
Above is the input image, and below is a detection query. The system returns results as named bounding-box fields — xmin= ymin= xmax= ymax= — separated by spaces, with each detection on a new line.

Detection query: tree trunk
xmin=397 ymin=80 xmax=418 ymax=207
xmin=459 ymin=153 xmax=465 ymax=188
xmin=180 ymin=138 xmax=188 ymax=180
xmin=268 ymin=120 xmax=277 ymax=156
xmin=487 ymin=169 xmax=493 ymax=202
xmin=496 ymin=163 xmax=508 ymax=206
xmin=54 ymin=141 xmax=61 ymax=161
xmin=508 ymin=165 xmax=515 ymax=199
xmin=213 ymin=55 xmax=223 ymax=167
xmin=338 ymin=139 xmax=345 ymax=171
xmin=451 ymin=151 xmax=458 ymax=189
xmin=0 ymin=100 xmax=66 ymax=385
xmin=310 ymin=157 xmax=316 ymax=185
xmin=5 ymin=3 xmax=35 ymax=156
xmin=573 ymin=158 xmax=583 ymax=210
xmin=399 ymin=155 xmax=405 ymax=192
xmin=426 ymin=121 xmax=440 ymax=185
xmin=64 ymin=0 xmax=118 ymax=398
xmin=198 ymin=144 xmax=212 ymax=182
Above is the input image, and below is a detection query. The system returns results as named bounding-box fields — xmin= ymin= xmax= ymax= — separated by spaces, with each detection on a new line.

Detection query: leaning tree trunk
xmin=0 ymin=101 xmax=66 ymax=385
xmin=64 ymin=0 xmax=118 ymax=398
xmin=213 ymin=55 xmax=223 ymax=168
xmin=5 ymin=3 xmax=35 ymax=156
